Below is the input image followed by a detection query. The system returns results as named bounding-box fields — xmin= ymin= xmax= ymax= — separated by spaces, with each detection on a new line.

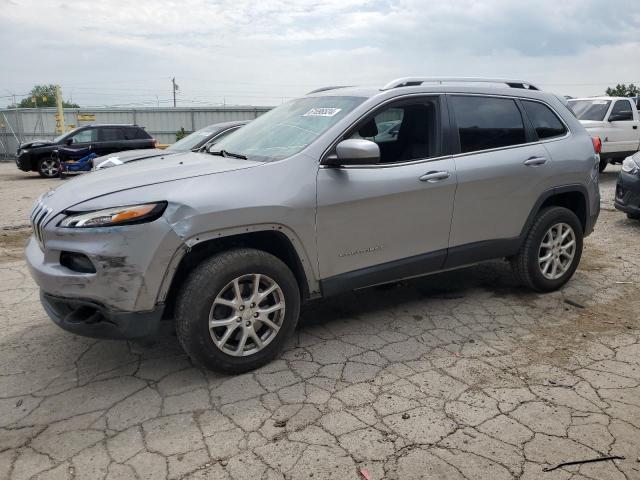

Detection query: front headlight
xmin=622 ymin=157 xmax=640 ymax=175
xmin=59 ymin=202 xmax=167 ymax=228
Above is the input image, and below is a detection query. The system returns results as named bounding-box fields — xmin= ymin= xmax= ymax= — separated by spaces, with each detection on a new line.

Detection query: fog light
xmin=60 ymin=251 xmax=96 ymax=273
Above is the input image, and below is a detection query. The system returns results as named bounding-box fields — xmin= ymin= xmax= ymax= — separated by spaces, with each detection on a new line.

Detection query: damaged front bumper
xmin=41 ymin=291 xmax=164 ymax=339
xmin=614 ymin=169 xmax=640 ymax=216
xmin=26 ymin=215 xmax=184 ymax=339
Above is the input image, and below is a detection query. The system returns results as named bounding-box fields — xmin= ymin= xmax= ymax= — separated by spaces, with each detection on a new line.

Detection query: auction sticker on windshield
xmin=303 ymin=108 xmax=342 ymax=117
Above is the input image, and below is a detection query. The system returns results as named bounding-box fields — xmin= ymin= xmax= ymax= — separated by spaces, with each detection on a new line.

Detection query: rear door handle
xmin=419 ymin=171 xmax=450 ymax=182
xmin=523 ymin=156 xmax=547 ymax=166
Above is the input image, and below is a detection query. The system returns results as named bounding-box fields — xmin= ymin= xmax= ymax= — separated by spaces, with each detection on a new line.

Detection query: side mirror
xmin=65 ymin=138 xmax=73 ymax=145
xmin=323 ymin=139 xmax=380 ymax=166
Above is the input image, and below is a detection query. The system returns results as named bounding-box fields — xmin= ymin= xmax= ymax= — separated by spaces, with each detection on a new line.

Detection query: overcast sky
xmin=1 ymin=0 xmax=639 ymax=107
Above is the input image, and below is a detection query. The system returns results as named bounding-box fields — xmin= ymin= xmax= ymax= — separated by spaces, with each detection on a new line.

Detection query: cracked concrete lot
xmin=1 ymin=163 xmax=639 ymax=479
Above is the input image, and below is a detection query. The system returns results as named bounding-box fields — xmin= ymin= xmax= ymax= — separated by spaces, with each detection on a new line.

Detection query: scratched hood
xmin=40 ymin=151 xmax=264 ymax=213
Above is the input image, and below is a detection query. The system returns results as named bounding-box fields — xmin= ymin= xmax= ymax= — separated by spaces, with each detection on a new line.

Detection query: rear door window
xmin=98 ymin=128 xmax=125 ymax=141
xmin=521 ymin=100 xmax=567 ymax=140
xmin=451 ymin=96 xmax=526 ymax=153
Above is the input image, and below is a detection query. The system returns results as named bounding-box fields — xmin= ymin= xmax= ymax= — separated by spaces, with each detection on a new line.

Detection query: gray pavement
xmin=1 ymin=163 xmax=639 ymax=479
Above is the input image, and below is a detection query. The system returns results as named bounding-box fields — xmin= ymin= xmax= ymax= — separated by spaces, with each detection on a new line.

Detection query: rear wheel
xmin=511 ymin=207 xmax=583 ymax=292
xmin=627 ymin=212 xmax=640 ymax=220
xmin=175 ymin=248 xmax=300 ymax=374
xmin=38 ymin=157 xmax=60 ymax=178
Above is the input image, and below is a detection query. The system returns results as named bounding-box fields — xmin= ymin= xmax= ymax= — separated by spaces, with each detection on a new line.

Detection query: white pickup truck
xmin=568 ymin=96 xmax=640 ymax=172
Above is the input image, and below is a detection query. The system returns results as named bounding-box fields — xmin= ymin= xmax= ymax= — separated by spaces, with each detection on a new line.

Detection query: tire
xmin=627 ymin=212 xmax=640 ymax=221
xmin=175 ymin=248 xmax=300 ymax=374
xmin=37 ymin=157 xmax=60 ymax=178
xmin=598 ymin=158 xmax=609 ymax=173
xmin=511 ymin=207 xmax=583 ymax=292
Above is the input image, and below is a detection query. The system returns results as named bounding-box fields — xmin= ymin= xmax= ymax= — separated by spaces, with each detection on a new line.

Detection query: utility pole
xmin=171 ymin=77 xmax=178 ymax=107
xmin=54 ymin=85 xmax=66 ymax=134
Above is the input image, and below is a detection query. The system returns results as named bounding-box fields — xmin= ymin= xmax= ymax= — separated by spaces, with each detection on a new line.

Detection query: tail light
xmin=152 ymin=138 xmax=157 ymax=148
xmin=591 ymin=136 xmax=602 ymax=154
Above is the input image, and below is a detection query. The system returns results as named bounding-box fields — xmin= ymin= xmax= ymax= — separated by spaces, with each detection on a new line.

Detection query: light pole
xmin=171 ymin=77 xmax=179 ymax=107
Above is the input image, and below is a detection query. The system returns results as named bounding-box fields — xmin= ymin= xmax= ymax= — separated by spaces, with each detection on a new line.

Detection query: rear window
xmin=451 ymin=96 xmax=526 ymax=153
xmin=521 ymin=100 xmax=567 ymax=140
xmin=129 ymin=127 xmax=151 ymax=140
xmin=568 ymin=99 xmax=611 ymax=121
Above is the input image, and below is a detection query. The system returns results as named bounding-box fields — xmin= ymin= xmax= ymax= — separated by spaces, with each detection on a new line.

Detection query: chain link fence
xmin=0 ymin=106 xmax=272 ymax=159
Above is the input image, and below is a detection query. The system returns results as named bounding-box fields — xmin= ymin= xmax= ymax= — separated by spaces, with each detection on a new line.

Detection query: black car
xmin=92 ymin=120 xmax=249 ymax=170
xmin=614 ymin=151 xmax=640 ymax=220
xmin=16 ymin=124 xmax=156 ymax=178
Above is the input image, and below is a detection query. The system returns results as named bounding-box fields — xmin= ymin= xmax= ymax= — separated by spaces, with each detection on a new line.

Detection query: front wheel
xmin=511 ymin=207 xmax=583 ymax=292
xmin=38 ymin=157 xmax=60 ymax=178
xmin=175 ymin=248 xmax=300 ymax=374
xmin=627 ymin=212 xmax=640 ymax=221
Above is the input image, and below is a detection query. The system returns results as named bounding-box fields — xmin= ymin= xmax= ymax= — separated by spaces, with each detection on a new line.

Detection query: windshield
xmin=167 ymin=126 xmax=218 ymax=151
xmin=568 ymin=99 xmax=611 ymax=121
xmin=211 ymin=96 xmax=366 ymax=161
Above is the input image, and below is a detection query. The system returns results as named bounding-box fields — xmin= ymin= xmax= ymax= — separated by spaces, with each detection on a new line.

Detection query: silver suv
xmin=26 ymin=78 xmax=601 ymax=373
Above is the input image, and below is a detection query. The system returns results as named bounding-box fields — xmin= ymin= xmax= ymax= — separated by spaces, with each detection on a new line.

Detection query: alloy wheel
xmin=208 ymin=274 xmax=285 ymax=356
xmin=538 ymin=222 xmax=576 ymax=280
xmin=40 ymin=159 xmax=59 ymax=177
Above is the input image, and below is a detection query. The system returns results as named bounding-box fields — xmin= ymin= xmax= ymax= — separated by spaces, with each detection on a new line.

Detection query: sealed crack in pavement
xmin=1 ymin=164 xmax=639 ymax=479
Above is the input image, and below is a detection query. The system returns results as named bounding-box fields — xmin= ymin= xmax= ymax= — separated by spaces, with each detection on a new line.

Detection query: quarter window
xmin=522 ymin=100 xmax=566 ymax=140
xmin=451 ymin=96 xmax=526 ymax=153
xmin=348 ymin=98 xmax=440 ymax=163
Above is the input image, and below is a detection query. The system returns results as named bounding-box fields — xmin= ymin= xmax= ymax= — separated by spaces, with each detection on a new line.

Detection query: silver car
xmin=93 ymin=120 xmax=249 ymax=169
xmin=26 ymin=77 xmax=601 ymax=373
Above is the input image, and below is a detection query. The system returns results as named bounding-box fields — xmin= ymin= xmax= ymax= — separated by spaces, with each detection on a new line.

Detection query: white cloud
xmin=1 ymin=0 xmax=639 ymax=106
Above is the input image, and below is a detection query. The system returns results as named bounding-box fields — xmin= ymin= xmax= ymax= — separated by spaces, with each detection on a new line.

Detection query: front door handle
xmin=419 ymin=171 xmax=450 ymax=182
xmin=523 ymin=156 xmax=547 ymax=166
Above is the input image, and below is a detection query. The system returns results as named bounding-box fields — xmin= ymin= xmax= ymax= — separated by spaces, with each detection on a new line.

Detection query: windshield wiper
xmin=208 ymin=149 xmax=247 ymax=160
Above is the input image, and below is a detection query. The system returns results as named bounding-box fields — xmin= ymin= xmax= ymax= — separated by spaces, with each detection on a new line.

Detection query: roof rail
xmin=306 ymin=85 xmax=353 ymax=95
xmin=381 ymin=77 xmax=540 ymax=91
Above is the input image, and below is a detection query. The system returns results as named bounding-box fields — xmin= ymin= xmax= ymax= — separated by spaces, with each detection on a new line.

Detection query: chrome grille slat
xmin=29 ymin=199 xmax=52 ymax=250
xmin=30 ymin=203 xmax=42 ymax=223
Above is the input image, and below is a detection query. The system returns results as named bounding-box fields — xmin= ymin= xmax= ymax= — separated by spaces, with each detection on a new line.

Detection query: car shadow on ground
xmin=15 ymin=259 xmax=522 ymax=388
xmin=298 ymin=260 xmax=522 ymax=329
xmin=141 ymin=260 xmax=526 ymax=360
